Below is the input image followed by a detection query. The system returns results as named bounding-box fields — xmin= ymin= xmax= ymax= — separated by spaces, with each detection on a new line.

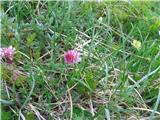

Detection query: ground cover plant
xmin=0 ymin=1 xmax=160 ymax=120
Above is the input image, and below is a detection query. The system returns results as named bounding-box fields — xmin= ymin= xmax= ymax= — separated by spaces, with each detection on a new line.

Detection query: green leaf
xmin=67 ymin=106 xmax=93 ymax=120
xmin=85 ymin=72 xmax=97 ymax=91
xmin=1 ymin=111 xmax=13 ymax=120
xmin=26 ymin=33 xmax=36 ymax=46
xmin=15 ymin=75 xmax=27 ymax=87
xmin=1 ymin=66 xmax=12 ymax=82
xmin=94 ymin=105 xmax=105 ymax=119
xmin=26 ymin=112 xmax=35 ymax=120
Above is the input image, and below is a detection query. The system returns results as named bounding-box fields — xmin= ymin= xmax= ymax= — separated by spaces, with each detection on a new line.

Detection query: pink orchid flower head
xmin=64 ymin=50 xmax=81 ymax=64
xmin=0 ymin=45 xmax=16 ymax=64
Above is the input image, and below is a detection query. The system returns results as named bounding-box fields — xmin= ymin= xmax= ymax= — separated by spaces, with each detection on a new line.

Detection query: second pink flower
xmin=64 ymin=50 xmax=81 ymax=64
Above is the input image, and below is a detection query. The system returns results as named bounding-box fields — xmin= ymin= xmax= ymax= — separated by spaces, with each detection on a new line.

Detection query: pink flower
xmin=0 ymin=46 xmax=16 ymax=64
xmin=64 ymin=50 xmax=81 ymax=64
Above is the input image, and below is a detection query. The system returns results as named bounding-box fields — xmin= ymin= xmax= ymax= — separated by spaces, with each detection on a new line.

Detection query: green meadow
xmin=1 ymin=1 xmax=160 ymax=120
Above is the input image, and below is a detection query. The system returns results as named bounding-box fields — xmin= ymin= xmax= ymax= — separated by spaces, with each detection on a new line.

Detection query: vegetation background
xmin=1 ymin=1 xmax=160 ymax=120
